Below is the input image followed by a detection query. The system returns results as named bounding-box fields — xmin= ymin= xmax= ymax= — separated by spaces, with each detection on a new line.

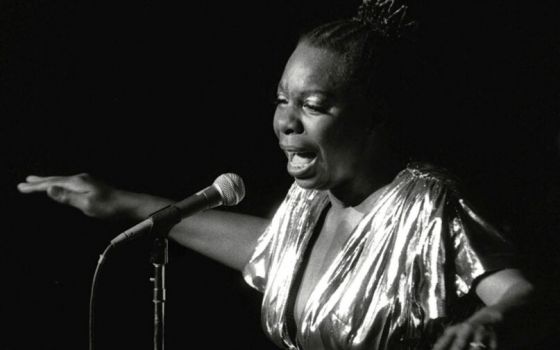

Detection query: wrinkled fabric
xmin=243 ymin=163 xmax=515 ymax=350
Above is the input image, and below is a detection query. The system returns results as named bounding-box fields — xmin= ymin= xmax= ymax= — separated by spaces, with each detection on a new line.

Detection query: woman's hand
xmin=433 ymin=317 xmax=498 ymax=350
xmin=17 ymin=173 xmax=124 ymax=219
xmin=434 ymin=268 xmax=536 ymax=350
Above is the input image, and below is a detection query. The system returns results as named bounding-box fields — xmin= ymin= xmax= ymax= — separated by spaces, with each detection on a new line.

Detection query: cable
xmin=89 ymin=244 xmax=114 ymax=350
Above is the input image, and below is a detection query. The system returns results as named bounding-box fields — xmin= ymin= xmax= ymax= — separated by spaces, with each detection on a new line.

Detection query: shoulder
xmin=395 ymin=162 xmax=462 ymax=193
xmin=400 ymin=162 xmax=459 ymax=183
xmin=378 ymin=162 xmax=466 ymax=211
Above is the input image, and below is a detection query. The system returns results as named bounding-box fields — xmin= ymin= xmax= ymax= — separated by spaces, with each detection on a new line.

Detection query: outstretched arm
xmin=17 ymin=174 xmax=269 ymax=271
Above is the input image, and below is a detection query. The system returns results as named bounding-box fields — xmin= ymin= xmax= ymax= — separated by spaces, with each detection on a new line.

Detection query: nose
xmin=274 ymin=107 xmax=303 ymax=135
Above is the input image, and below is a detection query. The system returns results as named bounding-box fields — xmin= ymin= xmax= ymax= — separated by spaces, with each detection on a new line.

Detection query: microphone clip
xmin=149 ymin=204 xmax=182 ymax=238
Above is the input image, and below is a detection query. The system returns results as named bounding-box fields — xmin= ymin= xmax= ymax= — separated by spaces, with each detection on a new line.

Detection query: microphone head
xmin=213 ymin=173 xmax=245 ymax=206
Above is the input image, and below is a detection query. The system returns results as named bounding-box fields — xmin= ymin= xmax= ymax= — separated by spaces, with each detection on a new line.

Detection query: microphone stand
xmin=146 ymin=205 xmax=181 ymax=350
xmin=150 ymin=235 xmax=168 ymax=350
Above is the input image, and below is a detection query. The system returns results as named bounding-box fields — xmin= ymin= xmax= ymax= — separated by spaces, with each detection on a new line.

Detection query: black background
xmin=1 ymin=1 xmax=559 ymax=349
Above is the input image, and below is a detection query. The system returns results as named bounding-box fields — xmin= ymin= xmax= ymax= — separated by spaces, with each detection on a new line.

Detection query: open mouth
xmin=287 ymin=151 xmax=317 ymax=169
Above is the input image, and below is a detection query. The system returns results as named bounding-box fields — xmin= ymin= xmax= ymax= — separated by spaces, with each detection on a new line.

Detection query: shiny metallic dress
xmin=243 ymin=163 xmax=514 ymax=350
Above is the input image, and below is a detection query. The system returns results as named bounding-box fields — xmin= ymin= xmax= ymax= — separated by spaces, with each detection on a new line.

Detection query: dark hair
xmin=299 ymin=19 xmax=385 ymax=97
xmin=297 ymin=0 xmax=428 ymax=159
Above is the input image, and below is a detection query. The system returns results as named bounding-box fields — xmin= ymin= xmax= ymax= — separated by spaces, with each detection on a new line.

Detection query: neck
xmin=328 ymin=180 xmax=373 ymax=206
xmin=329 ymin=137 xmax=404 ymax=208
xmin=329 ymin=118 xmax=410 ymax=206
xmin=328 ymin=160 xmax=401 ymax=209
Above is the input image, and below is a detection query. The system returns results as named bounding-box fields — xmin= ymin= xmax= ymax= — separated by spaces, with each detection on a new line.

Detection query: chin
xmin=293 ymin=176 xmax=330 ymax=191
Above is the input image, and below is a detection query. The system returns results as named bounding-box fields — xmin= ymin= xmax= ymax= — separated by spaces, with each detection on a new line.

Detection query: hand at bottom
xmin=433 ymin=321 xmax=497 ymax=350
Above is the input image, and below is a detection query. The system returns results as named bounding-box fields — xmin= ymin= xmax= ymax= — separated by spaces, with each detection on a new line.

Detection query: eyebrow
xmin=276 ymin=85 xmax=333 ymax=98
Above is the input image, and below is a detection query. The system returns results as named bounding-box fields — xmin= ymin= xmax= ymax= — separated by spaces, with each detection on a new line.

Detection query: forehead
xmin=278 ymin=43 xmax=353 ymax=94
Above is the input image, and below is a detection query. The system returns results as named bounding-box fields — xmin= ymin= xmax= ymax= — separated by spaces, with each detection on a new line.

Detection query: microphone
xmin=110 ymin=173 xmax=245 ymax=246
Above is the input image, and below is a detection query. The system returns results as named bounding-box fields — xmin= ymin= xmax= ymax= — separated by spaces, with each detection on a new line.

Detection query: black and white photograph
xmin=2 ymin=1 xmax=560 ymax=349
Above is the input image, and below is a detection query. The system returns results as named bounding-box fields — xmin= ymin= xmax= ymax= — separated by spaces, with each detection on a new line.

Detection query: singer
xmin=17 ymin=1 xmax=542 ymax=349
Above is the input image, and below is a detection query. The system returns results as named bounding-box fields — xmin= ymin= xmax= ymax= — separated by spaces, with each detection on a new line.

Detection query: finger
xmin=26 ymin=175 xmax=65 ymax=183
xmin=18 ymin=180 xmax=66 ymax=193
xmin=25 ymin=175 xmax=45 ymax=182
xmin=18 ymin=176 xmax=65 ymax=193
xmin=433 ymin=329 xmax=456 ymax=350
xmin=25 ymin=174 xmax=89 ymax=184
xmin=450 ymin=324 xmax=474 ymax=350
xmin=17 ymin=181 xmax=51 ymax=193
xmin=473 ymin=324 xmax=498 ymax=350
xmin=471 ymin=325 xmax=487 ymax=343
xmin=469 ymin=329 xmax=488 ymax=350
xmin=18 ymin=176 xmax=91 ymax=194
xmin=47 ymin=185 xmax=88 ymax=209
xmin=56 ymin=176 xmax=92 ymax=193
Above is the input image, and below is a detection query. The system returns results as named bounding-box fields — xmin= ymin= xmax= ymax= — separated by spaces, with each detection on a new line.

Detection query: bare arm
xmin=17 ymin=174 xmax=269 ymax=271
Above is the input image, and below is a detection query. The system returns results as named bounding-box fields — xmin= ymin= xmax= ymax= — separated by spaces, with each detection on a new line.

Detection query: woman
xmin=17 ymin=1 xmax=535 ymax=349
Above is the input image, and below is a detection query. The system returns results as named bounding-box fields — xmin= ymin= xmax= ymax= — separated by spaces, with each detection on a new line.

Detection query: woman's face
xmin=274 ymin=42 xmax=377 ymax=195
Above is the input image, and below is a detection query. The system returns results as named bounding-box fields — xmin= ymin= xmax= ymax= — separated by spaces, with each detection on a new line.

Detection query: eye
xmin=274 ymin=95 xmax=288 ymax=106
xmin=303 ymin=102 xmax=327 ymax=114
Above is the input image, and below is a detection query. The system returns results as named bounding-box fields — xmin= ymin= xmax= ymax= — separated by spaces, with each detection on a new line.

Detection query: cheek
xmin=322 ymin=125 xmax=371 ymax=169
xmin=323 ymin=121 xmax=365 ymax=150
xmin=316 ymin=128 xmax=353 ymax=168
xmin=272 ymin=110 xmax=281 ymax=137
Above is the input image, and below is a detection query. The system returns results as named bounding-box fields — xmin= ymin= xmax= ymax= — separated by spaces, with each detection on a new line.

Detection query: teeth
xmin=289 ymin=151 xmax=315 ymax=168
xmin=288 ymin=152 xmax=295 ymax=162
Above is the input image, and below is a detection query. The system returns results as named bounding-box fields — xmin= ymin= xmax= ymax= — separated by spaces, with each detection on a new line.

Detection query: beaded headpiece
xmin=353 ymin=0 xmax=416 ymax=39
